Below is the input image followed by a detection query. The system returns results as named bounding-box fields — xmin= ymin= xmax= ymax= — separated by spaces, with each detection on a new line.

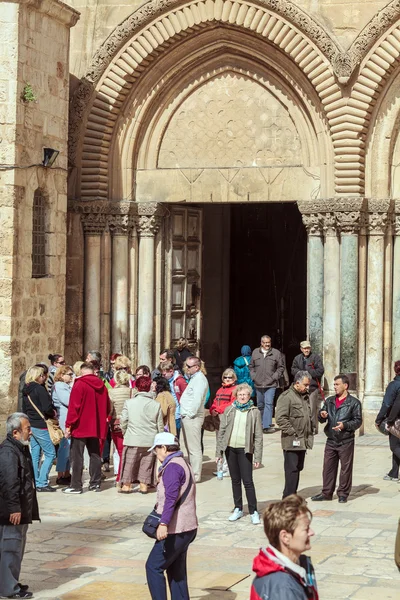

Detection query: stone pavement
xmin=19 ymin=431 xmax=400 ymax=600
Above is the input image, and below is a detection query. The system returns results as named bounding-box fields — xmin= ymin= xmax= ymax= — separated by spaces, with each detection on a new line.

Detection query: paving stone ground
xmin=19 ymin=431 xmax=400 ymax=599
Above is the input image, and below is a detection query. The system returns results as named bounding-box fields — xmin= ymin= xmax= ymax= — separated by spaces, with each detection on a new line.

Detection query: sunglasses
xmin=223 ymin=376 xmax=234 ymax=379
xmin=56 ymin=361 xmax=66 ymax=365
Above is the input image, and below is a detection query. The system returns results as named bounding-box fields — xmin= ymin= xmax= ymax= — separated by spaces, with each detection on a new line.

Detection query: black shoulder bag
xmin=142 ymin=470 xmax=193 ymax=539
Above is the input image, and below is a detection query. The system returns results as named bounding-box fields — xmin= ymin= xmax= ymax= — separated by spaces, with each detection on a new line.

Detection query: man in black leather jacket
xmin=311 ymin=374 xmax=362 ymax=504
xmin=0 ymin=413 xmax=39 ymax=599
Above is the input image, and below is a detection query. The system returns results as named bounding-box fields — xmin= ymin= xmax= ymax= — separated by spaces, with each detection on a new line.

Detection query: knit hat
xmin=241 ymin=345 xmax=252 ymax=357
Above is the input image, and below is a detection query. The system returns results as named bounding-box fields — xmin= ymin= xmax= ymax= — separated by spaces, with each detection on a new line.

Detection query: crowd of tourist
xmin=1 ymin=334 xmax=400 ymax=599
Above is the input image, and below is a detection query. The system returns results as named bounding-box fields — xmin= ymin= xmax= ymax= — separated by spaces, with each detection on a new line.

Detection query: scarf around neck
xmin=233 ymin=398 xmax=254 ymax=411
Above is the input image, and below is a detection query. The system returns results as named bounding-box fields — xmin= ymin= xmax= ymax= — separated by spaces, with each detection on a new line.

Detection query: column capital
xmin=108 ymin=213 xmax=134 ymax=236
xmin=393 ymin=201 xmax=400 ymax=235
xmin=80 ymin=212 xmax=107 ymax=235
xmin=136 ymin=202 xmax=166 ymax=238
xmin=366 ymin=199 xmax=391 ymax=236
xmin=298 ymin=198 xmax=365 ymax=236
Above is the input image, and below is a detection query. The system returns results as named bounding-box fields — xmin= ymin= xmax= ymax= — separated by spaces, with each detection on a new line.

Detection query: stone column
xmin=81 ymin=212 xmax=106 ymax=354
xmin=136 ymin=203 xmax=164 ymax=367
xmin=364 ymin=200 xmax=390 ymax=414
xmin=393 ymin=205 xmax=400 ymax=362
xmin=322 ymin=212 xmax=340 ymax=391
xmin=109 ymin=214 xmax=131 ymax=356
xmin=101 ymin=227 xmax=111 ymax=363
xmin=298 ymin=208 xmax=324 ymax=356
xmin=336 ymin=204 xmax=362 ymax=374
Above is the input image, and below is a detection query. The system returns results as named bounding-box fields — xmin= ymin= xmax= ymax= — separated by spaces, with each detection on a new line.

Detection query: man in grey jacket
xmin=249 ymin=335 xmax=284 ymax=433
xmin=180 ymin=356 xmax=209 ymax=483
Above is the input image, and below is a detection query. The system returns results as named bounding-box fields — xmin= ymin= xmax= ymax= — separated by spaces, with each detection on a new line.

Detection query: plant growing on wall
xmin=22 ymin=83 xmax=37 ymax=103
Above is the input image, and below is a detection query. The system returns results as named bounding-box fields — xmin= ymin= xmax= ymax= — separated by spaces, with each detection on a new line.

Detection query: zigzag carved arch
xmin=69 ymin=0 xmax=400 ymax=199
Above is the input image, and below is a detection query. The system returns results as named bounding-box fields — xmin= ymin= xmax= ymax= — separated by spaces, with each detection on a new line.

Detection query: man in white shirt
xmin=180 ymin=356 xmax=209 ymax=482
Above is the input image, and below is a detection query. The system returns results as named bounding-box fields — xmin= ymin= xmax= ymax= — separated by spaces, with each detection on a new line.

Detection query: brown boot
xmin=119 ymin=484 xmax=132 ymax=494
xmin=139 ymin=482 xmax=148 ymax=494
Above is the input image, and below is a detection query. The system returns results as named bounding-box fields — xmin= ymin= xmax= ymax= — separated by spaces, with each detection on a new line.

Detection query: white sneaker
xmin=251 ymin=511 xmax=261 ymax=525
xmin=228 ymin=508 xmax=243 ymax=521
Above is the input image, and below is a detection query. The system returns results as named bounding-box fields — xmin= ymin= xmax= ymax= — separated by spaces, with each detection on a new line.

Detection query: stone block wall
xmin=0 ymin=0 xmax=78 ymax=437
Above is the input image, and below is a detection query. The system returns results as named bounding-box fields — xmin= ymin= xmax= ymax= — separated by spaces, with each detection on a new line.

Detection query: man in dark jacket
xmin=63 ymin=362 xmax=111 ymax=494
xmin=0 ymin=413 xmax=39 ymax=599
xmin=291 ymin=341 xmax=324 ymax=432
xmin=312 ymin=374 xmax=362 ymax=503
xmin=375 ymin=361 xmax=400 ymax=481
xmin=249 ymin=335 xmax=284 ymax=433
xmin=275 ymin=371 xmax=314 ymax=498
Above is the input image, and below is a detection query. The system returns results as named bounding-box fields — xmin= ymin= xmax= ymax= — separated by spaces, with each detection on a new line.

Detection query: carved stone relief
xmin=158 ymin=74 xmax=302 ymax=169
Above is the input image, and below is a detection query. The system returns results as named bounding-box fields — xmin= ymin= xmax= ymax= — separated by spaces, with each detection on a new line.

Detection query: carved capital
xmin=300 ymin=213 xmax=322 ymax=237
xmin=320 ymin=212 xmax=338 ymax=237
xmin=81 ymin=212 xmax=107 ymax=236
xmin=366 ymin=199 xmax=391 ymax=236
xmin=136 ymin=202 xmax=166 ymax=237
xmin=108 ymin=213 xmax=133 ymax=236
xmin=335 ymin=211 xmax=362 ymax=234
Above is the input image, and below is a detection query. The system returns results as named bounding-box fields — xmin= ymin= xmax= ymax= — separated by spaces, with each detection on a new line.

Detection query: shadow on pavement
xmin=195 ymin=588 xmax=238 ymax=599
xmin=349 ymin=484 xmax=380 ymax=499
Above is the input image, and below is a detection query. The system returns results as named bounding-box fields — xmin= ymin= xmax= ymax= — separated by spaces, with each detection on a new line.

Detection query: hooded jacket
xmin=251 ymin=546 xmax=319 ymax=600
xmin=22 ymin=381 xmax=55 ymax=429
xmin=233 ymin=355 xmax=255 ymax=392
xmin=209 ymin=383 xmax=237 ymax=415
xmin=0 ymin=435 xmax=40 ymax=526
xmin=65 ymin=374 xmax=111 ymax=439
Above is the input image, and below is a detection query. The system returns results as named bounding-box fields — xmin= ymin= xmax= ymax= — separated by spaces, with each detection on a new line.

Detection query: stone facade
xmin=5 ymin=0 xmax=400 ymax=433
xmin=0 ymin=0 xmax=78 ymax=436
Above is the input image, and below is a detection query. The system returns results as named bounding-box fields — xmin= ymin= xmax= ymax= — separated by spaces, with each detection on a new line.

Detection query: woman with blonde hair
xmin=72 ymin=361 xmax=84 ymax=377
xmin=216 ymin=382 xmax=263 ymax=524
xmin=109 ymin=355 xmax=134 ymax=388
xmin=109 ymin=369 xmax=132 ymax=484
xmin=23 ymin=365 xmax=57 ymax=492
xmin=52 ymin=364 xmax=74 ymax=485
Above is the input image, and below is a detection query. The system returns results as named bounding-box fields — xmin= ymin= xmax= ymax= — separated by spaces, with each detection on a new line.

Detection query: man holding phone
xmin=311 ymin=374 xmax=362 ymax=504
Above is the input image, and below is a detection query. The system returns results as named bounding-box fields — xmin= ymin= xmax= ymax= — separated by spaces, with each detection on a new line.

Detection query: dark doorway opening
xmin=228 ymin=203 xmax=307 ymax=371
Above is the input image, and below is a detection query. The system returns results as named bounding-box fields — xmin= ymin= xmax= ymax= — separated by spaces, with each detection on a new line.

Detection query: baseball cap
xmin=300 ymin=340 xmax=311 ymax=348
xmin=148 ymin=432 xmax=179 ymax=451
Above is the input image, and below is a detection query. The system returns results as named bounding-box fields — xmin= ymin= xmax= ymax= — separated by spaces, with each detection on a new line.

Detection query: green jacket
xmin=276 ymin=385 xmax=314 ymax=451
xmin=216 ymin=405 xmax=263 ymax=464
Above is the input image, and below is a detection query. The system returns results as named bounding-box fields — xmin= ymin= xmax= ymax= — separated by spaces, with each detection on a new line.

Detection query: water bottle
xmin=217 ymin=458 xmax=224 ymax=481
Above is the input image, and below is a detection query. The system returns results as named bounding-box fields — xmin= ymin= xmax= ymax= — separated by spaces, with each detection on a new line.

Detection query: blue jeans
xmin=56 ymin=437 xmax=71 ymax=472
xmin=146 ymin=529 xmax=197 ymax=600
xmin=30 ymin=427 xmax=56 ymax=488
xmin=176 ymin=418 xmax=181 ymax=440
xmin=256 ymin=388 xmax=276 ymax=429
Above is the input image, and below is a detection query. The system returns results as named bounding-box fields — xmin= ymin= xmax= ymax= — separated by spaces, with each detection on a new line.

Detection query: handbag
xmin=27 ymin=395 xmax=64 ymax=446
xmin=203 ymin=413 xmax=220 ymax=432
xmin=142 ymin=470 xmax=193 ymax=539
xmin=386 ymin=418 xmax=400 ymax=439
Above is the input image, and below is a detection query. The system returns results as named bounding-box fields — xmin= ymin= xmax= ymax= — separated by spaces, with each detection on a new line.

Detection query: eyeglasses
xmin=56 ymin=360 xmax=66 ymax=365
xmin=223 ymin=376 xmax=234 ymax=380
xmin=66 ymin=372 xmax=73 ymax=377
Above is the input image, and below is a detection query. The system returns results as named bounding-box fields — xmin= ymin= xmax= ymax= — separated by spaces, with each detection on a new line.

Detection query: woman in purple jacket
xmin=145 ymin=432 xmax=198 ymax=600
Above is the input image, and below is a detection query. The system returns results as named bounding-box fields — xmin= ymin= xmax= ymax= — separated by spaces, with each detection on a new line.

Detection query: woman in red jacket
xmin=210 ymin=368 xmax=237 ymax=477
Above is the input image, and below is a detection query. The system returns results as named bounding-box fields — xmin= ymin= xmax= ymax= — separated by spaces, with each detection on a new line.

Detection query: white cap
xmin=148 ymin=432 xmax=179 ymax=452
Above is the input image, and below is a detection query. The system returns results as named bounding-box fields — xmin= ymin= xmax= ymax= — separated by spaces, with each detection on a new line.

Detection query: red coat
xmin=209 ymin=384 xmax=236 ymax=415
xmin=66 ymin=375 xmax=111 ymax=439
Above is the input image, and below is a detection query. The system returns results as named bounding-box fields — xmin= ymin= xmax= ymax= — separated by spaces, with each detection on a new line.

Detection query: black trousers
xmin=283 ymin=450 xmax=306 ymax=498
xmin=388 ymin=434 xmax=400 ymax=479
xmin=322 ymin=441 xmax=354 ymax=499
xmin=70 ymin=437 xmax=102 ymax=490
xmin=225 ymin=447 xmax=257 ymax=514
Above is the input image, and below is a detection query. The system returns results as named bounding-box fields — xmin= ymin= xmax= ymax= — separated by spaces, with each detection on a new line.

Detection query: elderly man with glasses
xmin=180 ymin=357 xmax=209 ymax=483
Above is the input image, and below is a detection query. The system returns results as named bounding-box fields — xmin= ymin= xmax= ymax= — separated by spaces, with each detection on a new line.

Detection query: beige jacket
xmin=216 ymin=404 xmax=263 ymax=463
xmin=120 ymin=391 xmax=164 ymax=447
xmin=156 ymin=391 xmax=177 ymax=435
xmin=109 ymin=386 xmax=132 ymax=419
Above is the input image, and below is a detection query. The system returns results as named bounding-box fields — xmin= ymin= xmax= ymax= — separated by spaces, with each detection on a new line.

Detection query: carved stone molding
xmin=69 ymin=200 xmax=139 ymax=235
xmin=298 ymin=198 xmax=365 ymax=236
xmin=394 ymin=201 xmax=400 ymax=235
xmin=366 ymin=199 xmax=391 ymax=236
